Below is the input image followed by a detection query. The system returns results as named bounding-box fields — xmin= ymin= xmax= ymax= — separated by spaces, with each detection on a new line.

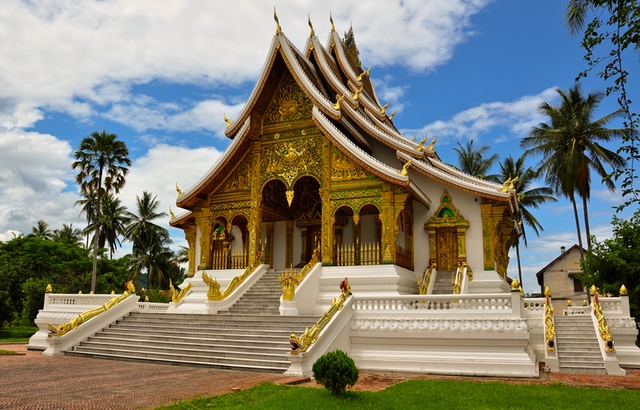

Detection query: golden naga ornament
xmin=169 ymin=207 xmax=175 ymax=219
xmin=399 ymin=158 xmax=412 ymax=176
xmin=333 ymin=94 xmax=346 ymax=110
xmin=379 ymin=101 xmax=390 ymax=115
xmin=351 ymin=86 xmax=363 ymax=101
xmin=176 ymin=182 xmax=183 ymax=197
xmin=357 ymin=67 xmax=370 ymax=82
xmin=223 ymin=113 xmax=231 ymax=129
xmin=508 ymin=176 xmax=519 ymax=190
xmin=427 ymin=136 xmax=437 ymax=151
xmin=388 ymin=110 xmax=397 ymax=120
xmin=415 ymin=135 xmax=428 ymax=152
xmin=501 ymin=177 xmax=512 ymax=193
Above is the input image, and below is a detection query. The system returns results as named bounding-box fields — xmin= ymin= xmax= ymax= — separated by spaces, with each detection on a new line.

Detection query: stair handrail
xmin=452 ymin=265 xmax=464 ymax=295
xmin=544 ymin=286 xmax=556 ymax=352
xmin=279 ymin=248 xmax=320 ymax=301
xmin=418 ymin=261 xmax=435 ymax=295
xmin=591 ymin=285 xmax=615 ymax=352
xmin=47 ymin=281 xmax=136 ymax=337
xmin=202 ymin=260 xmax=259 ymax=301
xmin=289 ymin=278 xmax=351 ymax=354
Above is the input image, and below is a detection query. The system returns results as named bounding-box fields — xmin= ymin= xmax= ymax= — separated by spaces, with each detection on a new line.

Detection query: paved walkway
xmin=1 ymin=343 xmax=639 ymax=409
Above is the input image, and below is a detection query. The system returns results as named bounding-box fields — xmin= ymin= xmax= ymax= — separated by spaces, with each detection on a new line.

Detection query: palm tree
xmin=93 ymin=194 xmax=130 ymax=259
xmin=75 ymin=188 xmax=97 ymax=248
xmin=522 ymin=84 xmax=627 ymax=251
xmin=30 ymin=220 xmax=53 ymax=240
xmin=498 ymin=155 xmax=558 ymax=285
xmin=53 ymin=223 xmax=83 ymax=245
xmin=452 ymin=140 xmax=500 ymax=182
xmin=124 ymin=191 xmax=172 ymax=289
xmin=72 ymin=130 xmax=131 ymax=292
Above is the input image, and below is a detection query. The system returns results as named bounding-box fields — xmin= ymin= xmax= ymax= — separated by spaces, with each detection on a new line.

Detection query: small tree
xmin=312 ymin=349 xmax=359 ymax=396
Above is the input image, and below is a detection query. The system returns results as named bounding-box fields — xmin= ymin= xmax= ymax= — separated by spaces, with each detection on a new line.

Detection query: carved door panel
xmin=436 ymin=228 xmax=458 ymax=270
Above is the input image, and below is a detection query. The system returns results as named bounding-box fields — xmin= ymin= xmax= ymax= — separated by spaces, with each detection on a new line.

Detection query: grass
xmin=0 ymin=349 xmax=20 ymax=355
xmin=0 ymin=326 xmax=37 ymax=343
xmin=158 ymin=380 xmax=640 ymax=410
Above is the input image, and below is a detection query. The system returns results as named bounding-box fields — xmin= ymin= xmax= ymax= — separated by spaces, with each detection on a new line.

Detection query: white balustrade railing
xmin=137 ymin=302 xmax=169 ymax=312
xmin=353 ymin=294 xmax=514 ymax=315
xmin=44 ymin=294 xmax=117 ymax=309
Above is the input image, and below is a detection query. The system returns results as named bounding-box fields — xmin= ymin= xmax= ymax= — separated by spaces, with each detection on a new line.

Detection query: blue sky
xmin=0 ymin=0 xmax=637 ymax=294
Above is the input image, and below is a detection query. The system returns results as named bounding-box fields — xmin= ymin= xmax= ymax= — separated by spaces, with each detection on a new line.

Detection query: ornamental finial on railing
xmin=620 ymin=284 xmax=628 ymax=295
xmin=544 ymin=286 xmax=555 ymax=352
xmin=48 ymin=281 xmax=136 ymax=337
xmin=279 ymin=248 xmax=319 ymax=301
xmin=289 ymin=278 xmax=351 ymax=354
xmin=169 ymin=279 xmax=192 ymax=303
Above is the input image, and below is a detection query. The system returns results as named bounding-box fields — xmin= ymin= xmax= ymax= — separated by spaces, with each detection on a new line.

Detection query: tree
xmin=53 ymin=223 xmax=83 ymax=245
xmin=30 ymin=220 xmax=52 ymax=240
xmin=452 ymin=140 xmax=500 ymax=182
xmin=565 ymin=0 xmax=640 ymax=210
xmin=578 ymin=209 xmax=640 ymax=321
xmin=124 ymin=191 xmax=172 ymax=289
xmin=75 ymin=188 xmax=98 ymax=249
xmin=84 ymin=194 xmax=130 ymax=259
xmin=522 ymin=84 xmax=627 ymax=251
xmin=72 ymin=130 xmax=131 ymax=292
xmin=498 ymin=155 xmax=558 ymax=285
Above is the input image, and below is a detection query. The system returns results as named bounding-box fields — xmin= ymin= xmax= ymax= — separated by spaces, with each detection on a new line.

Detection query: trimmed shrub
xmin=312 ymin=349 xmax=359 ymax=396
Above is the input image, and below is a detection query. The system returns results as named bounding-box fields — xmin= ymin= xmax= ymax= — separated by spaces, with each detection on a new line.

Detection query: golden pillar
xmin=184 ymin=225 xmax=197 ymax=277
xmin=299 ymin=226 xmax=308 ymax=266
xmin=195 ymin=208 xmax=211 ymax=270
xmin=320 ymin=139 xmax=333 ymax=265
xmin=248 ymin=144 xmax=262 ymax=265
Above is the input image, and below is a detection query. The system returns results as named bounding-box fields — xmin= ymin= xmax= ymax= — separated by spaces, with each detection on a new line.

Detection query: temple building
xmin=169 ymin=16 xmax=520 ymax=292
xmin=31 ymin=13 xmax=639 ymax=379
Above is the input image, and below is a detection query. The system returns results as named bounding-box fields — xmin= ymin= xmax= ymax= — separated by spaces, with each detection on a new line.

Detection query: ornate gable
xmin=263 ymin=71 xmax=313 ymax=126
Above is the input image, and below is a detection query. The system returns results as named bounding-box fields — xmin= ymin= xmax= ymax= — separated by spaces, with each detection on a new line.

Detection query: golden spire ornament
xmin=274 ymin=7 xmax=282 ymax=34
xmin=399 ymin=158 xmax=412 ymax=176
xmin=223 ymin=113 xmax=231 ymax=129
xmin=330 ymin=11 xmax=335 ymax=32
xmin=308 ymin=14 xmax=314 ymax=37
xmin=333 ymin=94 xmax=346 ymax=110
xmin=379 ymin=101 xmax=390 ymax=115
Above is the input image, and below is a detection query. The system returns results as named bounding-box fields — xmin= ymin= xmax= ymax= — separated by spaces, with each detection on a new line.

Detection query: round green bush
xmin=312 ymin=349 xmax=359 ymax=396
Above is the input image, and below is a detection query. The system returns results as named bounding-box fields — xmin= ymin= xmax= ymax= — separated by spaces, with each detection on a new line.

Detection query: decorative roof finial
xmin=356 ymin=67 xmax=370 ymax=82
xmin=176 ymin=182 xmax=183 ymax=197
xmin=508 ymin=176 xmax=519 ymax=190
xmin=308 ymin=14 xmax=314 ymax=37
xmin=388 ymin=110 xmax=397 ymax=120
xmin=501 ymin=177 xmax=512 ymax=193
xmin=379 ymin=101 xmax=390 ymax=115
xmin=169 ymin=207 xmax=175 ymax=219
xmin=427 ymin=136 xmax=437 ymax=151
xmin=415 ymin=135 xmax=427 ymax=152
xmin=274 ymin=7 xmax=282 ymax=34
xmin=223 ymin=113 xmax=231 ymax=129
xmin=333 ymin=94 xmax=346 ymax=110
xmin=351 ymin=86 xmax=363 ymax=101
xmin=330 ymin=12 xmax=335 ymax=32
xmin=399 ymin=157 xmax=412 ymax=176
xmin=411 ymin=135 xmax=417 ymax=142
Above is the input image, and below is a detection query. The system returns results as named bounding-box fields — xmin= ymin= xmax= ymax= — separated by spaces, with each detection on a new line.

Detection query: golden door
xmin=436 ymin=228 xmax=458 ymax=270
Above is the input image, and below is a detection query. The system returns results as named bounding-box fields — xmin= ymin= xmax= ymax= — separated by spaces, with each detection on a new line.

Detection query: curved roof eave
xmin=177 ymin=117 xmax=251 ymax=208
xmin=341 ymin=102 xmax=423 ymax=158
xmin=397 ymin=151 xmax=514 ymax=201
xmin=313 ymin=106 xmax=409 ymax=186
xmin=169 ymin=210 xmax=194 ymax=228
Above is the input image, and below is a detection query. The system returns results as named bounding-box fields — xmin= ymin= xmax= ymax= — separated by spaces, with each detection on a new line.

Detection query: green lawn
xmin=158 ymin=380 xmax=639 ymax=410
xmin=0 ymin=326 xmax=37 ymax=343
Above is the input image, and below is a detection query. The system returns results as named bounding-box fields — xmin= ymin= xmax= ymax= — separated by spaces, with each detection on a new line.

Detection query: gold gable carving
xmin=264 ymin=72 xmax=313 ymax=125
xmin=217 ymin=159 xmax=252 ymax=194
xmin=331 ymin=146 xmax=368 ymax=181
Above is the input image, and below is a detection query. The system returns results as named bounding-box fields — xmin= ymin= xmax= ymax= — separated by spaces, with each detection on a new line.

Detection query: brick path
xmin=2 ymin=343 xmax=639 ymax=410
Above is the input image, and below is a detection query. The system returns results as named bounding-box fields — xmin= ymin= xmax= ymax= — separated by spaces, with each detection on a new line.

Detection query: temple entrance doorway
xmin=436 ymin=228 xmax=458 ymax=271
xmin=260 ymin=176 xmax=320 ymax=269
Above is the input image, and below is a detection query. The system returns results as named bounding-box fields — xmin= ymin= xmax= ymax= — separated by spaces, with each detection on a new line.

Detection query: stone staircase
xmin=431 ymin=270 xmax=454 ymax=294
xmin=66 ymin=269 xmax=318 ymax=372
xmin=554 ymin=315 xmax=606 ymax=374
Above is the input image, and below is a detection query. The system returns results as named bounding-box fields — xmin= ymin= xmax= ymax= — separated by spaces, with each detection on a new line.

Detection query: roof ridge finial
xmin=308 ymin=14 xmax=314 ymax=37
xmin=388 ymin=110 xmax=397 ymax=120
xmin=415 ymin=135 xmax=427 ymax=152
xmin=399 ymin=157 xmax=412 ymax=176
xmin=274 ymin=7 xmax=282 ymax=34
xmin=223 ymin=113 xmax=231 ymax=129
xmin=356 ymin=67 xmax=370 ymax=82
xmin=330 ymin=11 xmax=335 ymax=32
xmin=333 ymin=94 xmax=346 ymax=110
xmin=379 ymin=101 xmax=390 ymax=115
xmin=427 ymin=136 xmax=437 ymax=151
xmin=351 ymin=86 xmax=363 ymax=101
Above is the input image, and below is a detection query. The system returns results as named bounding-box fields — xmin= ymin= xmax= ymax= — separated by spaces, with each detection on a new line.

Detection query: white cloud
xmin=402 ymin=87 xmax=559 ymax=145
xmin=102 ymin=97 xmax=244 ymax=136
xmin=0 ymin=0 xmax=492 ymax=131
